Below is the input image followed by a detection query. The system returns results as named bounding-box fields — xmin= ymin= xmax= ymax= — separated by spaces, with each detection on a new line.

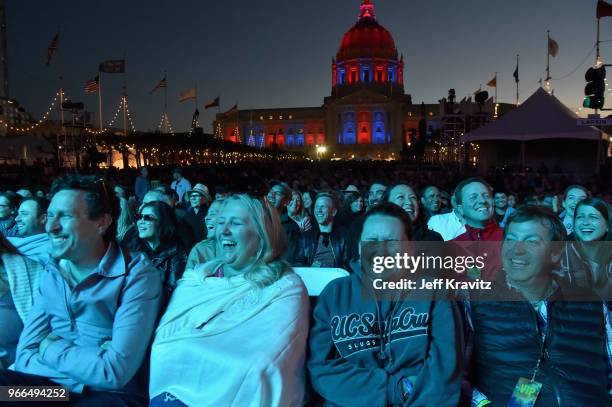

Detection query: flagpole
xmin=98 ymin=71 xmax=104 ymax=132
xmin=546 ymin=30 xmax=551 ymax=93
xmin=516 ymin=54 xmax=519 ymax=106
xmin=494 ymin=72 xmax=497 ymax=103
xmin=163 ymin=70 xmax=168 ymax=134
xmin=597 ymin=18 xmax=601 ymax=65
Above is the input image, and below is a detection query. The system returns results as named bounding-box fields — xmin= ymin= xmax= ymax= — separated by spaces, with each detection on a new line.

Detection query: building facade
xmin=213 ymin=0 xmax=511 ymax=161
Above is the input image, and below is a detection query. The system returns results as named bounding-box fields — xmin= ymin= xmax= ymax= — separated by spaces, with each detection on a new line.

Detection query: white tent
xmin=461 ymin=88 xmax=607 ymax=174
xmin=462 ymin=87 xmax=601 ymax=142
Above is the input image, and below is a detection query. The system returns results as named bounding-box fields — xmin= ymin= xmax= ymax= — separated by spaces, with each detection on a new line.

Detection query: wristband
xmin=476 ymin=400 xmax=492 ymax=407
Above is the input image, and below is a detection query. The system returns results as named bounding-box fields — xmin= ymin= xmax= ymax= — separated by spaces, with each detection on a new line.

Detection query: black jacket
xmin=128 ymin=240 xmax=187 ymax=305
xmin=468 ymin=275 xmax=610 ymax=406
xmin=184 ymin=206 xmax=208 ymax=243
xmin=291 ymin=223 xmax=349 ymax=271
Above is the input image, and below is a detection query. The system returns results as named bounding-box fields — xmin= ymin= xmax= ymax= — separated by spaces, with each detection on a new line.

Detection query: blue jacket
xmin=13 ymin=242 xmax=162 ymax=395
xmin=307 ymin=264 xmax=464 ymax=406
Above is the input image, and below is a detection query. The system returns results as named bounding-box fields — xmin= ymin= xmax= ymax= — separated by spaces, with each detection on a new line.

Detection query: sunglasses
xmin=136 ymin=214 xmax=158 ymax=223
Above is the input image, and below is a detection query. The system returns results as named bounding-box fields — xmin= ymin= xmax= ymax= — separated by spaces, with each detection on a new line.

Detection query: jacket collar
xmin=50 ymin=242 xmax=128 ymax=279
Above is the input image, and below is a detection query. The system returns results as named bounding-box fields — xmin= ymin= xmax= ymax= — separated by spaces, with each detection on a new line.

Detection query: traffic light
xmin=583 ymin=65 xmax=606 ymax=109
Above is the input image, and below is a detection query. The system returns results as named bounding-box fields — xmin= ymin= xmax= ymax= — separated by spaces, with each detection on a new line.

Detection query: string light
xmin=107 ymin=98 xmax=123 ymax=128
xmin=6 ymin=90 xmax=62 ymax=132
xmin=124 ymin=97 xmax=137 ymax=132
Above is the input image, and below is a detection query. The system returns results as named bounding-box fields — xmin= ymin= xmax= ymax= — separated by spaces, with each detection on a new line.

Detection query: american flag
xmin=46 ymin=34 xmax=59 ymax=67
xmin=151 ymin=76 xmax=167 ymax=94
xmin=84 ymin=76 xmax=99 ymax=94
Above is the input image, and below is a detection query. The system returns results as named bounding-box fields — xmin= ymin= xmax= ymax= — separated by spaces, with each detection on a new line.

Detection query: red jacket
xmin=451 ymin=221 xmax=503 ymax=242
xmin=452 ymin=221 xmax=503 ymax=280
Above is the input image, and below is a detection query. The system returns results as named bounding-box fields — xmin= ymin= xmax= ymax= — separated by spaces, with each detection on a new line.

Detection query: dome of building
xmin=336 ymin=0 xmax=398 ymax=61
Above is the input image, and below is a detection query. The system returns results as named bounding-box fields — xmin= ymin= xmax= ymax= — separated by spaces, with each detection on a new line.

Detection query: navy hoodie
xmin=307 ymin=262 xmax=464 ymax=406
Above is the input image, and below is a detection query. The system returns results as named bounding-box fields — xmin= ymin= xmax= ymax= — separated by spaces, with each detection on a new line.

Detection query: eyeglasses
xmin=136 ymin=214 xmax=158 ymax=223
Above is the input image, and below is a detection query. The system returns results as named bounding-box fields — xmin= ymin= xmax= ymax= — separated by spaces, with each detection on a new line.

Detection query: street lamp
xmin=315 ymin=144 xmax=327 ymax=160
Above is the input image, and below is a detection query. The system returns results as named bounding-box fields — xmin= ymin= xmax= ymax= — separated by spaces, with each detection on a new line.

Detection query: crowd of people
xmin=0 ymin=161 xmax=610 ymax=406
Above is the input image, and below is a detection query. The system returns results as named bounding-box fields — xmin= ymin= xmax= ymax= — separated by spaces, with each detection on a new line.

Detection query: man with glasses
xmin=291 ymin=192 xmax=348 ymax=271
xmin=185 ymin=183 xmax=212 ymax=243
xmin=0 ymin=175 xmax=162 ymax=405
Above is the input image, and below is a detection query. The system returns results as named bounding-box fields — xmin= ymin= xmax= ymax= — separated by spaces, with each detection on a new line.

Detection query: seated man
xmin=291 ymin=192 xmax=348 ymax=271
xmin=0 ymin=175 xmax=162 ymax=406
xmin=467 ymin=205 xmax=611 ymax=406
xmin=308 ymin=203 xmax=464 ymax=406
xmin=8 ymin=197 xmax=51 ymax=263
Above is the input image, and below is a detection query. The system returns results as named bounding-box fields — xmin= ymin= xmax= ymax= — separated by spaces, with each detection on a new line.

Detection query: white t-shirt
xmin=171 ymin=178 xmax=192 ymax=203
xmin=427 ymin=211 xmax=466 ymax=241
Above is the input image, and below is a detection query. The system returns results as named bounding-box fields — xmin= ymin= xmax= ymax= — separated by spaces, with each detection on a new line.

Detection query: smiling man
xmin=0 ymin=175 xmax=162 ymax=405
xmin=15 ymin=198 xmax=48 ymax=238
xmin=452 ymin=178 xmax=502 ymax=242
xmin=291 ymin=192 xmax=348 ymax=270
xmin=308 ymin=202 xmax=464 ymax=406
xmin=466 ymin=205 xmax=611 ymax=406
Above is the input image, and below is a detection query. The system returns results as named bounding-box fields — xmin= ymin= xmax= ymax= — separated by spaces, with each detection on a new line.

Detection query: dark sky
xmin=6 ymin=0 xmax=612 ymax=132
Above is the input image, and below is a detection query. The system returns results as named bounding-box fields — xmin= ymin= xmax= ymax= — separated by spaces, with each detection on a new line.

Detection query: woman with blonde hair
xmin=150 ymin=194 xmax=309 ymax=407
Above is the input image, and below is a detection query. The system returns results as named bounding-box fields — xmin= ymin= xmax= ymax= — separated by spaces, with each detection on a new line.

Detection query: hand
xmin=39 ymin=333 xmax=60 ymax=354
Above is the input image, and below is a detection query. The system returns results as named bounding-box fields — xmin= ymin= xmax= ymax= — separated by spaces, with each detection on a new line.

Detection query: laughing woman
xmin=128 ymin=201 xmax=187 ymax=302
xmin=561 ymin=198 xmax=612 ymax=299
xmin=149 ymin=194 xmax=309 ymax=407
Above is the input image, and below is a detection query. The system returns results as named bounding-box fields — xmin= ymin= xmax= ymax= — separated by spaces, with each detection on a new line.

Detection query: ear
xmin=421 ymin=197 xmax=426 ymax=205
xmin=96 ymin=214 xmax=113 ymax=237
xmin=456 ymin=204 xmax=465 ymax=218
xmin=39 ymin=213 xmax=47 ymax=225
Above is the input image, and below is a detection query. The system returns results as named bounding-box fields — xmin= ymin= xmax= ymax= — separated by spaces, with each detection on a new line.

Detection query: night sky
xmin=6 ymin=0 xmax=612 ymax=132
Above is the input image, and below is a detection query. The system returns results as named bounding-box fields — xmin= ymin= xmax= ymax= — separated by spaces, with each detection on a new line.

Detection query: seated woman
xmin=127 ymin=201 xmax=187 ymax=302
xmin=561 ymin=197 xmax=611 ymax=299
xmin=385 ymin=183 xmax=443 ymax=241
xmin=287 ymin=190 xmax=312 ymax=232
xmin=149 ymin=194 xmax=310 ymax=407
xmin=0 ymin=234 xmax=44 ymax=368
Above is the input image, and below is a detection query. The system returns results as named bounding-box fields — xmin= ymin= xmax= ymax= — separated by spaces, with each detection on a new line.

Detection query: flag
xmin=151 ymin=76 xmax=167 ymax=94
xmin=225 ymin=104 xmax=238 ymax=113
xmin=46 ymin=33 xmax=59 ymax=67
xmin=205 ymin=97 xmax=220 ymax=109
xmin=597 ymin=0 xmax=612 ymax=18
xmin=99 ymin=60 xmax=125 ymax=73
xmin=84 ymin=75 xmax=99 ymax=94
xmin=178 ymin=87 xmax=196 ymax=102
xmin=513 ymin=64 xmax=519 ymax=83
xmin=548 ymin=36 xmax=559 ymax=57
xmin=486 ymin=75 xmax=497 ymax=87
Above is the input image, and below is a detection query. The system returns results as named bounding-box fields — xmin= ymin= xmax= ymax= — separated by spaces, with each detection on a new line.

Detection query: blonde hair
xmin=207 ymin=193 xmax=291 ymax=287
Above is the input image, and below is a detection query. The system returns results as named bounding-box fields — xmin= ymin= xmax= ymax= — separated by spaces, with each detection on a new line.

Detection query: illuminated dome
xmin=336 ymin=0 xmax=398 ymax=61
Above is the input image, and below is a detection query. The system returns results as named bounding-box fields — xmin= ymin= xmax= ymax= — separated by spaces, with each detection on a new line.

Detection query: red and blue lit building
xmin=213 ymin=0 xmax=508 ymax=160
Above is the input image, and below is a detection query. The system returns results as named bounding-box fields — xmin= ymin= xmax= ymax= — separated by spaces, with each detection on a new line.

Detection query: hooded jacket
xmin=307 ymin=262 xmax=464 ymax=406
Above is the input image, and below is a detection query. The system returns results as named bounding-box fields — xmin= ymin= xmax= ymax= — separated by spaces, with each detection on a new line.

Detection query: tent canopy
xmin=461 ymin=88 xmax=601 ymax=142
